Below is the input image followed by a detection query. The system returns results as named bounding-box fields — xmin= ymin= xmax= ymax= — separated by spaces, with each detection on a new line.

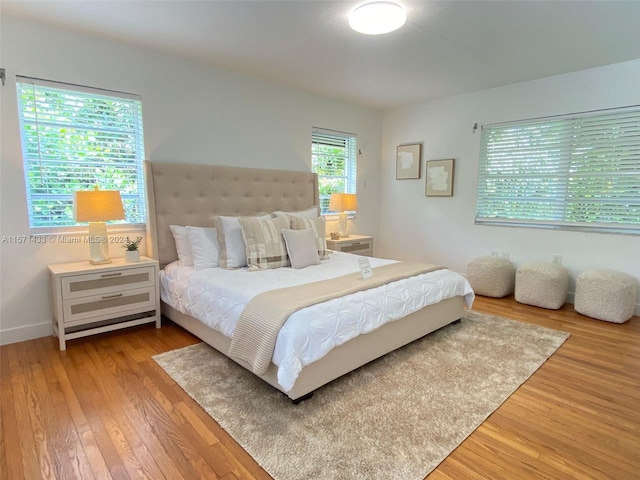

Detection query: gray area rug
xmin=153 ymin=311 xmax=569 ymax=480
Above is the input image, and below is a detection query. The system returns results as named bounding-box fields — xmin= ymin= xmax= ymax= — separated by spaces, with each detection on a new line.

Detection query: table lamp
xmin=329 ymin=193 xmax=358 ymax=238
xmin=74 ymin=186 xmax=125 ymax=264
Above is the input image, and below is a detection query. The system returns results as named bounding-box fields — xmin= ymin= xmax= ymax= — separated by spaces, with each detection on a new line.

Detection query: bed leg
xmin=292 ymin=392 xmax=314 ymax=404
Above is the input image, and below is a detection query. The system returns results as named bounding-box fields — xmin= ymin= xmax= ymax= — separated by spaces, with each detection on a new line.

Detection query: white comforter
xmin=160 ymin=251 xmax=474 ymax=391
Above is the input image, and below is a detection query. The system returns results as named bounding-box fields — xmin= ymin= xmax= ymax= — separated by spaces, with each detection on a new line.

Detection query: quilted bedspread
xmin=159 ymin=251 xmax=474 ymax=391
xmin=229 ymin=261 xmax=445 ymax=376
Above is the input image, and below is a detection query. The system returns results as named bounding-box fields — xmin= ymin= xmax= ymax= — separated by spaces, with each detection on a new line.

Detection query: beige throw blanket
xmin=228 ymin=262 xmax=444 ymax=375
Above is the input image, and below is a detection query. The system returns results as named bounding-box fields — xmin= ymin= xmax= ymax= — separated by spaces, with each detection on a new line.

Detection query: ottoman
xmin=575 ymin=269 xmax=637 ymax=323
xmin=515 ymin=261 xmax=569 ymax=309
xmin=467 ymin=256 xmax=515 ymax=298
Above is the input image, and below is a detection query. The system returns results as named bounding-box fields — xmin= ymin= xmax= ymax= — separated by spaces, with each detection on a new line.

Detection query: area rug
xmin=153 ymin=311 xmax=569 ymax=480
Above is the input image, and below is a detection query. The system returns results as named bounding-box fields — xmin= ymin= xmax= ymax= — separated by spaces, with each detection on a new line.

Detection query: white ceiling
xmin=4 ymin=0 xmax=640 ymax=109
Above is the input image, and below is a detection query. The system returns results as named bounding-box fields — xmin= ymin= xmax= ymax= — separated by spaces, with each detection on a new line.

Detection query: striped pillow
xmin=271 ymin=206 xmax=319 ymax=219
xmin=212 ymin=214 xmax=270 ymax=269
xmin=289 ymin=216 xmax=329 ymax=259
xmin=238 ymin=216 xmax=291 ymax=271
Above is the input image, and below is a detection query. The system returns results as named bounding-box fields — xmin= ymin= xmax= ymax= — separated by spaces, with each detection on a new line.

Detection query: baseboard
xmin=0 ymin=321 xmax=53 ymax=346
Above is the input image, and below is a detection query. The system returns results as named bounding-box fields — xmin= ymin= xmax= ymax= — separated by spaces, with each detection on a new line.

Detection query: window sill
xmin=322 ymin=214 xmax=357 ymax=220
xmin=475 ymin=220 xmax=640 ymax=236
xmin=29 ymin=223 xmax=146 ymax=236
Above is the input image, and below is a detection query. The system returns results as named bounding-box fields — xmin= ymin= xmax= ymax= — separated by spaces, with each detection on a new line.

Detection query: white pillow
xmin=282 ymin=229 xmax=320 ymax=269
xmin=169 ymin=225 xmax=193 ymax=266
xmin=212 ymin=214 xmax=270 ymax=269
xmin=185 ymin=226 xmax=219 ymax=270
xmin=272 ymin=206 xmax=319 ymax=219
xmin=289 ymin=215 xmax=329 ymax=260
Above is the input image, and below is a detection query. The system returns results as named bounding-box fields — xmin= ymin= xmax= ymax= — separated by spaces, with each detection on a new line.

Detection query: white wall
xmin=0 ymin=15 xmax=383 ymax=344
xmin=379 ymin=60 xmax=640 ymax=313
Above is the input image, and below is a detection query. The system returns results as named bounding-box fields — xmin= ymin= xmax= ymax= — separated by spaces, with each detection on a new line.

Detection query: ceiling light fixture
xmin=349 ymin=1 xmax=407 ymax=35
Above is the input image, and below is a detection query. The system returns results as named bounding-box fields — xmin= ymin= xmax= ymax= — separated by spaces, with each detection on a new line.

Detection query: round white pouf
xmin=467 ymin=256 xmax=515 ymax=298
xmin=515 ymin=262 xmax=569 ymax=310
xmin=575 ymin=269 xmax=637 ymax=323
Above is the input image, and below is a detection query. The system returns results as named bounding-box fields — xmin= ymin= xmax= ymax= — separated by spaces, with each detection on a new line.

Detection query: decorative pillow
xmin=238 ymin=216 xmax=290 ymax=271
xmin=289 ymin=216 xmax=328 ymax=259
xmin=212 ymin=214 xmax=270 ymax=269
xmin=185 ymin=226 xmax=219 ymax=270
xmin=282 ymin=229 xmax=320 ymax=269
xmin=169 ymin=225 xmax=193 ymax=266
xmin=272 ymin=206 xmax=319 ymax=219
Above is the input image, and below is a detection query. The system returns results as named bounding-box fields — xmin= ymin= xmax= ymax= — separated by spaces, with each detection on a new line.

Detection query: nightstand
xmin=48 ymin=256 xmax=160 ymax=350
xmin=326 ymin=234 xmax=374 ymax=256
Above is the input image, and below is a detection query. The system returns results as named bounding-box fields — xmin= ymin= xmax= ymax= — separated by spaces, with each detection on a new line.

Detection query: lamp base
xmin=87 ymin=222 xmax=111 ymax=264
xmin=338 ymin=212 xmax=349 ymax=238
xmin=89 ymin=258 xmax=113 ymax=265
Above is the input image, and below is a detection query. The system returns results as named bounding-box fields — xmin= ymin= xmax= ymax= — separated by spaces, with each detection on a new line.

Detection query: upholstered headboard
xmin=144 ymin=161 xmax=319 ymax=267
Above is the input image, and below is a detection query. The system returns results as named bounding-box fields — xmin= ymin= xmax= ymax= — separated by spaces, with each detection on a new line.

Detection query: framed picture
xmin=396 ymin=143 xmax=422 ymax=179
xmin=425 ymin=158 xmax=455 ymax=196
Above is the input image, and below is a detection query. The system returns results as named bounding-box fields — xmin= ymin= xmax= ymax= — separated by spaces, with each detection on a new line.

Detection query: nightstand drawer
xmin=61 ymin=266 xmax=156 ymax=299
xmin=326 ymin=235 xmax=374 ymax=256
xmin=340 ymin=241 xmax=372 ymax=254
xmin=62 ymin=286 xmax=156 ymax=324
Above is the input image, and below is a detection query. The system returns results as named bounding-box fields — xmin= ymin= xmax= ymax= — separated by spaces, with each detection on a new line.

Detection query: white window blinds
xmin=311 ymin=128 xmax=357 ymax=215
xmin=16 ymin=76 xmax=146 ymax=230
xmin=476 ymin=107 xmax=640 ymax=234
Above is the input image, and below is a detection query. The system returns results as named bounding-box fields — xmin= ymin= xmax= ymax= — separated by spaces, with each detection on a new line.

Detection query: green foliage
xmin=312 ymin=141 xmax=353 ymax=213
xmin=478 ymin=116 xmax=640 ymax=228
xmin=122 ymin=236 xmax=142 ymax=251
xmin=17 ymin=83 xmax=145 ymax=228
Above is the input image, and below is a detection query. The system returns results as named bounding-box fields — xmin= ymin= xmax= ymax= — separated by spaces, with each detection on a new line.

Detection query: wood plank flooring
xmin=1 ymin=297 xmax=639 ymax=479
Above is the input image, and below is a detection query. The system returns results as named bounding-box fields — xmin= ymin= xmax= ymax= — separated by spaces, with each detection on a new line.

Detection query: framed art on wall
xmin=425 ymin=158 xmax=455 ymax=196
xmin=396 ymin=143 xmax=422 ymax=179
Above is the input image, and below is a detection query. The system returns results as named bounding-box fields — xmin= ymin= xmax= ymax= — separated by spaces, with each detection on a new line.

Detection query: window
xmin=311 ymin=128 xmax=357 ymax=215
xmin=16 ymin=76 xmax=146 ymax=231
xmin=476 ymin=107 xmax=640 ymax=234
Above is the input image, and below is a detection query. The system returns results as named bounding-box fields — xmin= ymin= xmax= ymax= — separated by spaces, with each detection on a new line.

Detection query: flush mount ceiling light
xmin=349 ymin=1 xmax=407 ymax=35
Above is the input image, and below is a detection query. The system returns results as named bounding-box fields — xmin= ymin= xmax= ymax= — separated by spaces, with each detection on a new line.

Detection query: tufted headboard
xmin=144 ymin=161 xmax=319 ymax=267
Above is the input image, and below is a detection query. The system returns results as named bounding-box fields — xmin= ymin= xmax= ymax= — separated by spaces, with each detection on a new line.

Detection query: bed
xmin=145 ymin=160 xmax=474 ymax=401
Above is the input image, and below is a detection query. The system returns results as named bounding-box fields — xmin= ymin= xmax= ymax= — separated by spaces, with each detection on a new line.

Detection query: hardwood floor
xmin=1 ymin=297 xmax=639 ymax=479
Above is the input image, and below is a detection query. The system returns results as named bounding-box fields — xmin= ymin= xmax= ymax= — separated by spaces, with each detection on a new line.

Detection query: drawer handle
xmin=102 ymin=293 xmax=123 ymax=300
xmin=352 ymin=242 xmax=361 ymax=245
xmin=100 ymin=272 xmax=122 ymax=278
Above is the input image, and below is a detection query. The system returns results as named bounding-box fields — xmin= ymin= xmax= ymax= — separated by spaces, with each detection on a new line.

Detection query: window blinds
xmin=311 ymin=128 xmax=357 ymax=215
xmin=476 ymin=107 xmax=640 ymax=234
xmin=16 ymin=76 xmax=146 ymax=230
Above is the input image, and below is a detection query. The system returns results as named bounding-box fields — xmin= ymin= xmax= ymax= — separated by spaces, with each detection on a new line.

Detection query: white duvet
xmin=160 ymin=251 xmax=474 ymax=392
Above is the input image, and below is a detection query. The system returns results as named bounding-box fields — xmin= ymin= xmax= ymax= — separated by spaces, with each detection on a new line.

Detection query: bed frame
xmin=144 ymin=160 xmax=465 ymax=401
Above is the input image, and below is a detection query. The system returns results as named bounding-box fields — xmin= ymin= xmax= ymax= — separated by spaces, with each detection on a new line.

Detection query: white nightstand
xmin=326 ymin=234 xmax=374 ymax=256
xmin=48 ymin=256 xmax=160 ymax=350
